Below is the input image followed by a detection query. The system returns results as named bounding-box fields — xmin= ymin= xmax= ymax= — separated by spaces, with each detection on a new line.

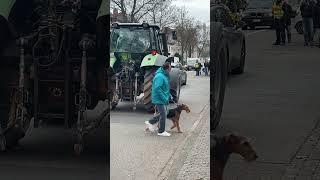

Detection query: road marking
xmin=246 ymin=30 xmax=268 ymax=37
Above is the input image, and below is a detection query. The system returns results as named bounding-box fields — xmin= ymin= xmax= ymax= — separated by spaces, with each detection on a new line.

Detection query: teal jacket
xmin=152 ymin=67 xmax=170 ymax=105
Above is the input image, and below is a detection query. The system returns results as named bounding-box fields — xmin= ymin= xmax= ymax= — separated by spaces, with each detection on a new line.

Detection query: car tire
xmin=183 ymin=75 xmax=187 ymax=85
xmin=171 ymin=77 xmax=181 ymax=103
xmin=211 ymin=22 xmax=228 ymax=131
xmin=231 ymin=41 xmax=246 ymax=74
xmin=295 ymin=21 xmax=303 ymax=34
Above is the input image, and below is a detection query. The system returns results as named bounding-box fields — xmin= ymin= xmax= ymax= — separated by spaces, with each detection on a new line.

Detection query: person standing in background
xmin=272 ymin=0 xmax=286 ymax=45
xmin=194 ymin=60 xmax=201 ymax=76
xmin=204 ymin=60 xmax=209 ymax=76
xmin=282 ymin=0 xmax=294 ymax=43
xmin=313 ymin=0 xmax=320 ymax=47
xmin=300 ymin=0 xmax=315 ymax=46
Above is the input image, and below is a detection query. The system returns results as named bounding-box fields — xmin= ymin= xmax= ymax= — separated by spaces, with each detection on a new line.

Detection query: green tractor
xmin=110 ymin=22 xmax=182 ymax=112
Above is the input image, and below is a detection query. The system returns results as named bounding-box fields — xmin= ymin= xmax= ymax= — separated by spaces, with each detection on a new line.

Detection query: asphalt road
xmin=110 ymin=71 xmax=210 ymax=180
xmin=0 ymin=122 xmax=108 ymax=180
xmin=215 ymin=28 xmax=320 ymax=179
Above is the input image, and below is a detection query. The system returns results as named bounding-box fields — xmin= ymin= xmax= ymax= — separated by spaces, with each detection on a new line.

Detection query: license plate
xmin=253 ymin=19 xmax=261 ymax=22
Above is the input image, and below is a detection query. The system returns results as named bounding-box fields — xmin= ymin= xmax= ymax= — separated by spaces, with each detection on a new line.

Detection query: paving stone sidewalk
xmin=220 ymin=120 xmax=320 ymax=180
xmin=281 ymin=120 xmax=320 ymax=180
xmin=176 ymin=107 xmax=210 ymax=180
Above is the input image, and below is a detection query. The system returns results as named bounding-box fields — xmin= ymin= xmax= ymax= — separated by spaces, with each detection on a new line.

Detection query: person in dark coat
xmin=313 ymin=0 xmax=320 ymax=47
xmin=282 ymin=0 xmax=294 ymax=43
xmin=204 ymin=60 xmax=210 ymax=76
xmin=300 ymin=0 xmax=316 ymax=46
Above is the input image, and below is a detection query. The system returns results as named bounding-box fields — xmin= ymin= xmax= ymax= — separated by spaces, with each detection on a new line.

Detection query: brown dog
xmin=167 ymin=104 xmax=191 ymax=133
xmin=145 ymin=104 xmax=191 ymax=133
xmin=211 ymin=133 xmax=258 ymax=180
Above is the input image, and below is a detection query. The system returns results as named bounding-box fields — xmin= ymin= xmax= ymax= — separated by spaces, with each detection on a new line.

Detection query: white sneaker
xmin=145 ymin=121 xmax=156 ymax=132
xmin=158 ymin=131 xmax=171 ymax=137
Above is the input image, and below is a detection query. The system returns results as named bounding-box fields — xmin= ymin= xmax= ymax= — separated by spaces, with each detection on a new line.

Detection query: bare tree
xmin=111 ymin=0 xmax=164 ymax=23
xmin=196 ymin=23 xmax=210 ymax=58
xmin=146 ymin=0 xmax=178 ymax=29
xmin=175 ymin=7 xmax=199 ymax=61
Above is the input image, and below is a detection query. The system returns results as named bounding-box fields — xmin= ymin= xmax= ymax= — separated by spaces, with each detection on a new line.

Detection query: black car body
xmin=171 ymin=61 xmax=187 ymax=86
xmin=211 ymin=4 xmax=247 ymax=130
xmin=212 ymin=4 xmax=246 ymax=74
xmin=241 ymin=0 xmax=274 ymax=29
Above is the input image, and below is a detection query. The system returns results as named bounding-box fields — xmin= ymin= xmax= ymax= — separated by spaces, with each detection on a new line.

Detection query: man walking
xmin=272 ymin=0 xmax=286 ymax=45
xmin=313 ymin=0 xmax=320 ymax=47
xmin=204 ymin=60 xmax=209 ymax=76
xmin=300 ymin=0 xmax=315 ymax=46
xmin=145 ymin=62 xmax=172 ymax=137
xmin=283 ymin=0 xmax=294 ymax=43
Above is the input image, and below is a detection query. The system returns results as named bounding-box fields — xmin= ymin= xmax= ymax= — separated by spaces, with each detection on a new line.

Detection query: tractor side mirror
xmin=236 ymin=21 xmax=246 ymax=29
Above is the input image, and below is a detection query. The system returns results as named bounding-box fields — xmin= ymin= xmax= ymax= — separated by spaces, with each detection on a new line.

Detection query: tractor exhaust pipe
xmin=133 ymin=72 xmax=139 ymax=111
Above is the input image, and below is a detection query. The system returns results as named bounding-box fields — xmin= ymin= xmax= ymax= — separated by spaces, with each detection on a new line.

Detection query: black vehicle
xmin=171 ymin=60 xmax=187 ymax=86
xmin=211 ymin=4 xmax=247 ymax=131
xmin=0 ymin=0 xmax=107 ymax=154
xmin=241 ymin=0 xmax=274 ymax=29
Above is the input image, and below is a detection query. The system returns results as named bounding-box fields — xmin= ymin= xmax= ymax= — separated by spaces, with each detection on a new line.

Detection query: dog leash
xmin=153 ymin=101 xmax=179 ymax=116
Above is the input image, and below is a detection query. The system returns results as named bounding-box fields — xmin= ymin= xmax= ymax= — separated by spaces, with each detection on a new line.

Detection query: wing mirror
xmin=236 ymin=21 xmax=246 ymax=29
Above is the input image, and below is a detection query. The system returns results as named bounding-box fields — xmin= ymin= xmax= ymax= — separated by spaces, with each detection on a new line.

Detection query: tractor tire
xmin=183 ymin=75 xmax=187 ymax=85
xmin=295 ymin=21 xmax=303 ymax=35
xmin=231 ymin=41 xmax=246 ymax=74
xmin=3 ymin=80 xmax=33 ymax=149
xmin=211 ymin=22 xmax=228 ymax=132
xmin=143 ymin=68 xmax=156 ymax=113
xmin=110 ymin=88 xmax=119 ymax=110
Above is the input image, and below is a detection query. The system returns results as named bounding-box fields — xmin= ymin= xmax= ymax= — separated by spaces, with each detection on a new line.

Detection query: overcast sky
xmin=172 ymin=0 xmax=210 ymax=25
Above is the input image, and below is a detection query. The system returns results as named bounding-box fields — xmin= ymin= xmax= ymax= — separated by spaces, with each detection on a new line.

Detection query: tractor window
xmin=156 ymin=29 xmax=164 ymax=54
xmin=111 ymin=27 xmax=152 ymax=53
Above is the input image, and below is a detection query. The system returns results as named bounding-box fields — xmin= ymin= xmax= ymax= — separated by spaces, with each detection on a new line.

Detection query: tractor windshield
xmin=111 ymin=27 xmax=152 ymax=53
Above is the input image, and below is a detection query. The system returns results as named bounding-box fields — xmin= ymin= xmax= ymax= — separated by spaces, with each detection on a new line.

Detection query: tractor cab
xmin=109 ymin=22 xmax=181 ymax=111
xmin=110 ymin=22 xmax=169 ymax=74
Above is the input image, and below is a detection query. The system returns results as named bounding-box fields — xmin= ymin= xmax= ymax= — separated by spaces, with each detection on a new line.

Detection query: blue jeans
xmin=149 ymin=104 xmax=168 ymax=133
xmin=204 ymin=67 xmax=209 ymax=76
xmin=302 ymin=17 xmax=314 ymax=43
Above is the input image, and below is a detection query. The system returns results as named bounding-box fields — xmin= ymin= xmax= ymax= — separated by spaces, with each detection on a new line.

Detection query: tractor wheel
xmin=5 ymin=87 xmax=33 ymax=149
xmin=211 ymin=22 xmax=228 ymax=132
xmin=110 ymin=90 xmax=119 ymax=110
xmin=143 ymin=68 xmax=156 ymax=113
